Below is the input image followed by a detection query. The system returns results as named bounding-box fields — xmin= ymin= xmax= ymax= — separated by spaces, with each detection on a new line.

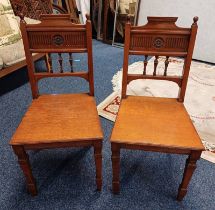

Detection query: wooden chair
xmin=110 ymin=16 xmax=204 ymax=201
xmin=10 ymin=14 xmax=103 ymax=196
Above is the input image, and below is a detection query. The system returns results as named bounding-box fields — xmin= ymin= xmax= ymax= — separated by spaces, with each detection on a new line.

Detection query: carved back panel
xmin=20 ymin=14 xmax=94 ymax=99
xmin=24 ymin=15 xmax=87 ymax=52
xmin=129 ymin=17 xmax=191 ymax=55
xmin=122 ymin=16 xmax=199 ymax=102
xmin=27 ymin=30 xmax=87 ymax=51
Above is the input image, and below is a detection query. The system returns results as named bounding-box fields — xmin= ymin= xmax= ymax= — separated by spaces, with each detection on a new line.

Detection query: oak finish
xmin=110 ymin=16 xmax=204 ymax=201
xmin=10 ymin=14 xmax=103 ymax=196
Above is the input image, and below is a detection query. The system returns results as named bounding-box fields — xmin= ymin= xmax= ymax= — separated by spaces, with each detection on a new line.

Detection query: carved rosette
xmin=153 ymin=37 xmax=165 ymax=48
xmin=52 ymin=35 xmax=64 ymax=46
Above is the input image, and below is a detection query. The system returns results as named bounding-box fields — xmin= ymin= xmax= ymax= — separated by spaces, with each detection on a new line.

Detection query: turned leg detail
xmin=93 ymin=141 xmax=102 ymax=191
xmin=111 ymin=143 xmax=120 ymax=194
xmin=177 ymin=151 xmax=202 ymax=201
xmin=12 ymin=145 xmax=37 ymax=196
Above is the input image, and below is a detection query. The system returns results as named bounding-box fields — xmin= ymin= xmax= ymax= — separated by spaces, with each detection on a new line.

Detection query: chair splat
xmin=143 ymin=55 xmax=148 ymax=75
xmin=153 ymin=56 xmax=159 ymax=76
xmin=58 ymin=53 xmax=63 ymax=73
xmin=69 ymin=52 xmax=73 ymax=72
xmin=164 ymin=56 xmax=169 ymax=76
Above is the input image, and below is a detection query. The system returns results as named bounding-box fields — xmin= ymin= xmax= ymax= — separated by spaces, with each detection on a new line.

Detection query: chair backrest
xmin=122 ymin=16 xmax=199 ymax=102
xmin=20 ymin=14 xmax=94 ymax=99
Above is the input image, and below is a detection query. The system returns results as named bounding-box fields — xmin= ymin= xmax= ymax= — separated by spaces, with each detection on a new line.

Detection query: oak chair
xmin=110 ymin=16 xmax=204 ymax=201
xmin=10 ymin=14 xmax=103 ymax=196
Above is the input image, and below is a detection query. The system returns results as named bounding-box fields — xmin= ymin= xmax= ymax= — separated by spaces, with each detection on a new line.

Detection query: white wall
xmin=138 ymin=0 xmax=215 ymax=63
xmin=75 ymin=0 xmax=90 ymax=23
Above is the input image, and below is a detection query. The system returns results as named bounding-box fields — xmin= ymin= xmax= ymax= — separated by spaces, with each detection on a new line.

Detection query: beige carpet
xmin=97 ymin=57 xmax=215 ymax=163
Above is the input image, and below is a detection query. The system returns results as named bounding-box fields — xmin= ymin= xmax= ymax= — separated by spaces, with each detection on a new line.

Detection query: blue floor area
xmin=0 ymin=40 xmax=214 ymax=210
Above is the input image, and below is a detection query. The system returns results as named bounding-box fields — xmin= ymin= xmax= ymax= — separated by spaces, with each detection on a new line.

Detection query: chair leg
xmin=93 ymin=141 xmax=102 ymax=191
xmin=111 ymin=143 xmax=120 ymax=194
xmin=177 ymin=151 xmax=202 ymax=201
xmin=12 ymin=145 xmax=37 ymax=196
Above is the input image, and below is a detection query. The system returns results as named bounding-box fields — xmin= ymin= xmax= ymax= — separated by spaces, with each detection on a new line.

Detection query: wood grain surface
xmin=111 ymin=96 xmax=204 ymax=151
xmin=11 ymin=94 xmax=103 ymax=145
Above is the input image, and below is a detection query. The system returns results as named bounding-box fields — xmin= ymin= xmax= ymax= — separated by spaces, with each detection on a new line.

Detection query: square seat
xmin=111 ymin=96 xmax=204 ymax=151
xmin=10 ymin=93 xmax=103 ymax=145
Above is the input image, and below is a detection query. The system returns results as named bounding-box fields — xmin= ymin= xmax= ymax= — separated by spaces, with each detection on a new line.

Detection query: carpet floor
xmin=0 ymin=41 xmax=214 ymax=210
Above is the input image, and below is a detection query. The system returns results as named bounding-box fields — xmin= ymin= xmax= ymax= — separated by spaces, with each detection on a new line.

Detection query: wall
xmin=138 ymin=0 xmax=215 ymax=63
xmin=75 ymin=0 xmax=90 ymax=23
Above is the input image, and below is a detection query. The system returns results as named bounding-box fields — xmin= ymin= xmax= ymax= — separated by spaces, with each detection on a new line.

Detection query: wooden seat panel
xmin=111 ymin=96 xmax=204 ymax=151
xmin=10 ymin=93 xmax=103 ymax=145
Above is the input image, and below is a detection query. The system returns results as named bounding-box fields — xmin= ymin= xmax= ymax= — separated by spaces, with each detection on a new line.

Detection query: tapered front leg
xmin=177 ymin=151 xmax=202 ymax=201
xmin=12 ymin=145 xmax=37 ymax=196
xmin=93 ymin=141 xmax=102 ymax=191
xmin=111 ymin=143 xmax=120 ymax=194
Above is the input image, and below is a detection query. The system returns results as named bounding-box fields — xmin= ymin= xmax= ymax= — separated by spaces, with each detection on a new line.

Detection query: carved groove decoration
xmin=166 ymin=37 xmax=189 ymax=49
xmin=28 ymin=31 xmax=87 ymax=49
xmin=130 ymin=35 xmax=190 ymax=52
xmin=130 ymin=36 xmax=153 ymax=49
